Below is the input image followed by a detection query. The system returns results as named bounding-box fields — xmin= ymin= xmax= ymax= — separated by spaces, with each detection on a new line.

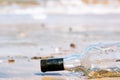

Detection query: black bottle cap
xmin=40 ymin=58 xmax=64 ymax=72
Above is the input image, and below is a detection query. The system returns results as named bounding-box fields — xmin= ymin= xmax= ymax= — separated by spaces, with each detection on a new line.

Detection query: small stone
xmin=70 ymin=43 xmax=76 ymax=48
xmin=8 ymin=59 xmax=15 ymax=64
xmin=116 ymin=59 xmax=120 ymax=62
xmin=31 ymin=56 xmax=41 ymax=60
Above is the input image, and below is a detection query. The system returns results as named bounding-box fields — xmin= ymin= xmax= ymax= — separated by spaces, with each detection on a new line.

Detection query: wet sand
xmin=0 ymin=75 xmax=119 ymax=80
xmin=0 ymin=14 xmax=120 ymax=80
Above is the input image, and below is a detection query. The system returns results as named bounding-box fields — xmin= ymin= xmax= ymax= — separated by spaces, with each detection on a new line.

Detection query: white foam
xmin=0 ymin=60 xmax=3 ymax=64
xmin=0 ymin=0 xmax=120 ymax=15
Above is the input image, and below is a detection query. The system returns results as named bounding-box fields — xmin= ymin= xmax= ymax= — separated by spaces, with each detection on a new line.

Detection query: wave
xmin=0 ymin=0 xmax=120 ymax=19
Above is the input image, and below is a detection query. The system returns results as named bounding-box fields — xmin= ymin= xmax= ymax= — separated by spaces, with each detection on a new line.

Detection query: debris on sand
xmin=31 ymin=56 xmax=54 ymax=60
xmin=116 ymin=59 xmax=120 ymax=62
xmin=70 ymin=43 xmax=76 ymax=48
xmin=31 ymin=56 xmax=42 ymax=60
xmin=88 ymin=67 xmax=120 ymax=78
xmin=8 ymin=59 xmax=15 ymax=64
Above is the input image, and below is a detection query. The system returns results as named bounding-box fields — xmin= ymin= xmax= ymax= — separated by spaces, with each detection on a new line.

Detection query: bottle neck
xmin=40 ymin=55 xmax=82 ymax=72
xmin=41 ymin=58 xmax=64 ymax=72
xmin=63 ymin=56 xmax=81 ymax=70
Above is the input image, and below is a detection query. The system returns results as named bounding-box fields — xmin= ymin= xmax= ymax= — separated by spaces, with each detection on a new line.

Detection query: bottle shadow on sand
xmin=35 ymin=72 xmax=62 ymax=76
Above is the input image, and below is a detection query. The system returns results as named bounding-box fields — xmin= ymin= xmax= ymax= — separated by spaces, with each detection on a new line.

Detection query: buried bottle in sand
xmin=40 ymin=42 xmax=120 ymax=78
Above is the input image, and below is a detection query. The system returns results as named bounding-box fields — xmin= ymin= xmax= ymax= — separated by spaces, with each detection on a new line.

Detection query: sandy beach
xmin=0 ymin=5 xmax=120 ymax=80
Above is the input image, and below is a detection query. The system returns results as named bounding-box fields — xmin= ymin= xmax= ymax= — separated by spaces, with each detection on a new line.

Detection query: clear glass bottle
xmin=40 ymin=42 xmax=120 ymax=78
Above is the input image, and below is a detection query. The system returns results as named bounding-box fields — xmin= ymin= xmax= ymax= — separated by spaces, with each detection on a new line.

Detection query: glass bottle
xmin=40 ymin=42 xmax=120 ymax=78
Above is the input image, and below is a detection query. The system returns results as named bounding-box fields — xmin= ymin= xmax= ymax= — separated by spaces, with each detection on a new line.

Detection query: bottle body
xmin=40 ymin=42 xmax=120 ymax=78
xmin=81 ymin=43 xmax=120 ymax=78
xmin=80 ymin=43 xmax=120 ymax=69
xmin=64 ymin=43 xmax=120 ymax=78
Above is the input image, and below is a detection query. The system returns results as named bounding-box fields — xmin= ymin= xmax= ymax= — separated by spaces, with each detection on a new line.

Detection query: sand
xmin=0 ymin=14 xmax=120 ymax=80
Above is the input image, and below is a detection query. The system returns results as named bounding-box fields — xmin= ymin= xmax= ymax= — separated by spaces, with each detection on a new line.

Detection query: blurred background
xmin=0 ymin=0 xmax=120 ymax=57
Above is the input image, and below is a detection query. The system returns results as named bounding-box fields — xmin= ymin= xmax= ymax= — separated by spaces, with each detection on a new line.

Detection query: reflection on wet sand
xmin=40 ymin=76 xmax=120 ymax=80
xmin=41 ymin=76 xmax=66 ymax=80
